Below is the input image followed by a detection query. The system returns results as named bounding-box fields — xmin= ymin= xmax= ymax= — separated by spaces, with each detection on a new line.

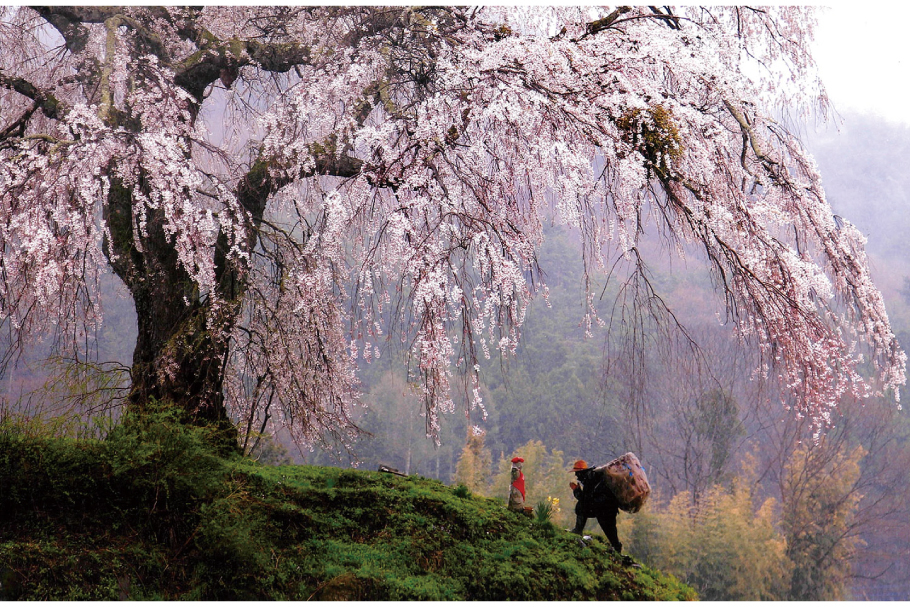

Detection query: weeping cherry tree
xmin=0 ymin=6 xmax=904 ymax=451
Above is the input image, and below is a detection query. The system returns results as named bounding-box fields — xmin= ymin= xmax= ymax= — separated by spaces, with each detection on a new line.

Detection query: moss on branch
xmin=616 ymin=103 xmax=684 ymax=177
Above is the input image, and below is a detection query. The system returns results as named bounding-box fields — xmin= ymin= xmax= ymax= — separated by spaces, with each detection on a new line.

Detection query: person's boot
xmin=570 ymin=515 xmax=586 ymax=534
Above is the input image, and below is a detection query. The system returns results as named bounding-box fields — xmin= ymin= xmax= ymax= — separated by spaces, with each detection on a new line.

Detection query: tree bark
xmin=103 ymin=178 xmax=239 ymax=450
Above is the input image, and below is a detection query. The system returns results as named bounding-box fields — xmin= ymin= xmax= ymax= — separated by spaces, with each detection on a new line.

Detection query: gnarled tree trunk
xmin=103 ymin=178 xmax=242 ymax=448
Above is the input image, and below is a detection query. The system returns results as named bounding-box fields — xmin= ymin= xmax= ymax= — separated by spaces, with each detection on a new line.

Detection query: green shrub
xmin=453 ymin=483 xmax=472 ymax=499
xmin=534 ymin=499 xmax=553 ymax=523
xmin=103 ymin=402 xmax=226 ymax=512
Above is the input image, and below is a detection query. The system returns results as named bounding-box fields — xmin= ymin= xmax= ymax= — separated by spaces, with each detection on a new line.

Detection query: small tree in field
xmin=0 ymin=7 xmax=904 ymax=448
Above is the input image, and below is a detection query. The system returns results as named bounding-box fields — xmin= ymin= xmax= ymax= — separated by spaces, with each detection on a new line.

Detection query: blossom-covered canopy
xmin=0 ymin=7 xmax=903 ymax=447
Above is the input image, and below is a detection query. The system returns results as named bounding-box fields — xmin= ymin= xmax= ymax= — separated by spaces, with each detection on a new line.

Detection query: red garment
xmin=512 ymin=469 xmax=526 ymax=500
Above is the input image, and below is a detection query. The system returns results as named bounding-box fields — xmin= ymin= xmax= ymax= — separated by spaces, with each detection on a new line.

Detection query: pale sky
xmin=814 ymin=5 xmax=910 ymax=127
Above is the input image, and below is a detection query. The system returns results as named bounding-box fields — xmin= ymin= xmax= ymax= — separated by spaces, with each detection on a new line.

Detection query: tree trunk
xmin=103 ymin=178 xmax=240 ymax=450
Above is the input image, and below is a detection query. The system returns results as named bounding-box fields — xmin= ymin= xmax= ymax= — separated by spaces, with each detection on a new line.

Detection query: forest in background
xmin=3 ymin=111 xmax=910 ymax=600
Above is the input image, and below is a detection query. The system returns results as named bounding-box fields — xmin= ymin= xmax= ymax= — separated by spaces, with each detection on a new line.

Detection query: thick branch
xmin=587 ymin=6 xmax=633 ymax=36
xmin=32 ymin=6 xmax=95 ymax=54
xmin=0 ymin=105 xmax=37 ymax=142
xmin=0 ymin=69 xmax=63 ymax=119
xmin=37 ymin=7 xmax=170 ymax=62
xmin=173 ymin=7 xmax=413 ymax=101
xmin=174 ymin=35 xmax=312 ymax=100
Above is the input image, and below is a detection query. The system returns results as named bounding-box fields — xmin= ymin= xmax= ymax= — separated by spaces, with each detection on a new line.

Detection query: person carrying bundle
xmin=569 ymin=459 xmax=623 ymax=553
xmin=569 ymin=453 xmax=651 ymax=555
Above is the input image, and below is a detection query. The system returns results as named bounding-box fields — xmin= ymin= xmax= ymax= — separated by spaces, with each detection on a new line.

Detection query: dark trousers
xmin=573 ymin=508 xmax=621 ymax=553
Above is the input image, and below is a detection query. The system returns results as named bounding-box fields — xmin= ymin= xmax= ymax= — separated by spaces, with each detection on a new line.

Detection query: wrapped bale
xmin=599 ymin=452 xmax=650 ymax=513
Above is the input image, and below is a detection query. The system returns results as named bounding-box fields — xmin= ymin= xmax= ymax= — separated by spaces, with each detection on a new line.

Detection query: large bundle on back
xmin=599 ymin=452 xmax=650 ymax=513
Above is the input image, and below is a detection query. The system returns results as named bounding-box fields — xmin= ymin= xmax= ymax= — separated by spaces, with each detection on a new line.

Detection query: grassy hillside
xmin=0 ymin=409 xmax=695 ymax=600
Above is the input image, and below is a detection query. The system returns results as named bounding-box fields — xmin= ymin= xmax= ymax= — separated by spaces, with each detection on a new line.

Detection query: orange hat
xmin=572 ymin=459 xmax=588 ymax=472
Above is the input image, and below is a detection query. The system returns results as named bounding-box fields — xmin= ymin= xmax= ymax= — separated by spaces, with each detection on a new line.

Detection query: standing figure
xmin=569 ymin=459 xmax=622 ymax=553
xmin=508 ymin=456 xmax=526 ymax=511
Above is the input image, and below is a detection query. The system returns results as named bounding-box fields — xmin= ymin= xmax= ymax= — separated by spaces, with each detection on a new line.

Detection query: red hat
xmin=572 ymin=459 xmax=588 ymax=472
xmin=511 ymin=456 xmax=524 ymax=463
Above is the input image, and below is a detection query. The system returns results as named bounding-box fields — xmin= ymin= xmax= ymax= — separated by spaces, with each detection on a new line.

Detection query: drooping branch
xmin=648 ymin=6 xmax=681 ymax=30
xmin=724 ymin=99 xmax=780 ymax=176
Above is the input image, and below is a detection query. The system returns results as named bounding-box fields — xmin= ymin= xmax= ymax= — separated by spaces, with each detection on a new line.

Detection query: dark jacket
xmin=573 ymin=467 xmax=619 ymax=516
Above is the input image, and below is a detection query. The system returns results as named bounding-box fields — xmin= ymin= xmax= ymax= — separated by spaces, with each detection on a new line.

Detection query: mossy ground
xmin=0 ymin=409 xmax=695 ymax=600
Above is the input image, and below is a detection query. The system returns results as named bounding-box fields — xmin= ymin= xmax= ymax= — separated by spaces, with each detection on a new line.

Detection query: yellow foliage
xmin=621 ymin=480 xmax=790 ymax=600
xmin=452 ymin=430 xmax=492 ymax=494
xmin=782 ymin=441 xmax=865 ymax=600
xmin=622 ymin=439 xmax=866 ymax=601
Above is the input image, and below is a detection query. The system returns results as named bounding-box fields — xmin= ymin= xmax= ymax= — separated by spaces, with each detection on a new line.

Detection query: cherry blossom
xmin=0 ymin=7 xmax=903 ymax=449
